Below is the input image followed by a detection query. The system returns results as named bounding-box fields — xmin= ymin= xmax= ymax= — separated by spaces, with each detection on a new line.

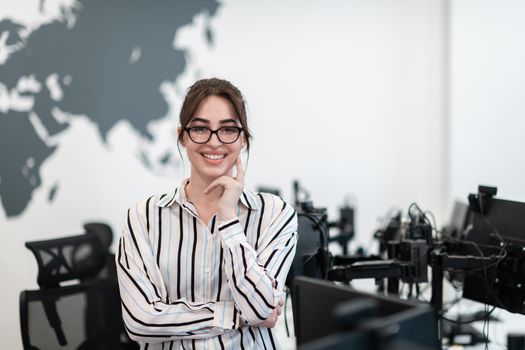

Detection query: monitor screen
xmin=462 ymin=197 xmax=525 ymax=314
xmin=467 ymin=197 xmax=525 ymax=247
xmin=292 ymin=277 xmax=439 ymax=349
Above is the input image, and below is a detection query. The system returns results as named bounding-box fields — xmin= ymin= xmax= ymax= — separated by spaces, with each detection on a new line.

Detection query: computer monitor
xmin=462 ymin=197 xmax=525 ymax=314
xmin=466 ymin=197 xmax=525 ymax=247
xmin=293 ymin=277 xmax=440 ymax=349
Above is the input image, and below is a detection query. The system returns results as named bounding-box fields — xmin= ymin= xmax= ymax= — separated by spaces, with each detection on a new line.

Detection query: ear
xmin=177 ymin=127 xmax=186 ymax=148
xmin=241 ymin=134 xmax=247 ymax=150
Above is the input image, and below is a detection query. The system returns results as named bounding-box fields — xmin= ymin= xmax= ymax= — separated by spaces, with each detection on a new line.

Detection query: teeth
xmin=203 ymin=154 xmax=225 ymax=160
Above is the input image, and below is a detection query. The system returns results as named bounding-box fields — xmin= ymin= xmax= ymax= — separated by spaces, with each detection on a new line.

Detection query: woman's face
xmin=181 ymin=95 xmax=246 ymax=182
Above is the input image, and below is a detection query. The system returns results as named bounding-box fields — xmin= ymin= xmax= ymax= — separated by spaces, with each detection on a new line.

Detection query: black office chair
xmin=83 ymin=222 xmax=117 ymax=281
xmin=20 ymin=229 xmax=138 ymax=350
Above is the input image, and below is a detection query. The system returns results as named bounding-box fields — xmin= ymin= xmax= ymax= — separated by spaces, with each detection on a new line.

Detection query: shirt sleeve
xmin=115 ymin=200 xmax=240 ymax=343
xmin=217 ymin=194 xmax=298 ymax=325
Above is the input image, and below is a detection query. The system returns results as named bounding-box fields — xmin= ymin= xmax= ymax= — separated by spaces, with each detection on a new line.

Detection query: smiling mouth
xmin=202 ymin=153 xmax=226 ymax=160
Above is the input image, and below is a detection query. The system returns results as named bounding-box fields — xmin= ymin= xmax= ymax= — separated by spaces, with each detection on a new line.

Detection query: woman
xmin=116 ymin=78 xmax=298 ymax=349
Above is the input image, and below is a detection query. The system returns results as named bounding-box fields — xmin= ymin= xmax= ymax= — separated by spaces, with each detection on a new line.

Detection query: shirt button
xmin=205 ymin=268 xmax=210 ymax=273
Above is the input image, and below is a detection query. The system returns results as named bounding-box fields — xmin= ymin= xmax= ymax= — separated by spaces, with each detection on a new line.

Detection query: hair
xmin=178 ymin=78 xmax=252 ymax=150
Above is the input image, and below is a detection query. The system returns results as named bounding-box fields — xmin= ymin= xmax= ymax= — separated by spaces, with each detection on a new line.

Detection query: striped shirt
xmin=116 ymin=179 xmax=298 ymax=350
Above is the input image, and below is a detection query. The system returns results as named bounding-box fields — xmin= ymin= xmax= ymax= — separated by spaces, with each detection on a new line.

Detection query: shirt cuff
xmin=217 ymin=217 xmax=247 ymax=246
xmin=213 ymin=300 xmax=239 ymax=330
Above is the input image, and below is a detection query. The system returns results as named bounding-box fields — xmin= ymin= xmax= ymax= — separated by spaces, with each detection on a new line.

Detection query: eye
xmin=221 ymin=127 xmax=239 ymax=135
xmin=191 ymin=126 xmax=209 ymax=134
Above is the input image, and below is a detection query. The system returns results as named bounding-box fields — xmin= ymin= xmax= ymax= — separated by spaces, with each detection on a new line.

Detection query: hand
xmin=252 ymin=295 xmax=285 ymax=328
xmin=204 ymin=157 xmax=245 ymax=221
xmin=277 ymin=295 xmax=285 ymax=316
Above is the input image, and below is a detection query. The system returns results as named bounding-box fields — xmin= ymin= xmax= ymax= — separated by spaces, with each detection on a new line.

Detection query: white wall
xmin=449 ymin=0 xmax=525 ymax=202
xmin=449 ymin=0 xmax=525 ymax=343
xmin=0 ymin=0 xmax=448 ymax=348
xmin=188 ymin=0 xmax=447 ymax=239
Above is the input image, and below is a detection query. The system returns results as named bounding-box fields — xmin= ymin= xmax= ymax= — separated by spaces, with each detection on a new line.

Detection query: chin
xmin=199 ymin=164 xmax=233 ymax=180
xmin=203 ymin=170 xmax=228 ymax=180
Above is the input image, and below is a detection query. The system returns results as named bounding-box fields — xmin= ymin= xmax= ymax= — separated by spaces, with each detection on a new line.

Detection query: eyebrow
xmin=190 ymin=117 xmax=239 ymax=125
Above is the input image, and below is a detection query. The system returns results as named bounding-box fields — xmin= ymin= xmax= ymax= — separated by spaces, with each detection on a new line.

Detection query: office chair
xmin=20 ymin=229 xmax=138 ymax=350
xmin=83 ymin=222 xmax=117 ymax=280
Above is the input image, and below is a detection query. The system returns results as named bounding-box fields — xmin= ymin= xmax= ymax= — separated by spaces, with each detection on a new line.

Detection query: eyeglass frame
xmin=184 ymin=126 xmax=244 ymax=144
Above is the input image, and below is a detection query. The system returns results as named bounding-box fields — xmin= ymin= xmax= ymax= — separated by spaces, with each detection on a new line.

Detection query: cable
xmin=438 ymin=212 xmax=510 ymax=350
xmin=408 ymin=203 xmax=434 ymax=233
xmin=484 ymin=301 xmax=489 ymax=350
xmin=438 ymin=303 xmax=497 ymax=325
xmin=424 ymin=210 xmax=440 ymax=240
xmin=284 ymin=289 xmax=290 ymax=337
xmin=406 ymin=203 xmax=512 ymax=350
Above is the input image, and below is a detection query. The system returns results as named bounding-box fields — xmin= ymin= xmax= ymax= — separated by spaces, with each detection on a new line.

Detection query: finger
xmin=271 ymin=313 xmax=278 ymax=328
xmin=235 ymin=156 xmax=245 ymax=183
xmin=278 ymin=296 xmax=285 ymax=307
xmin=203 ymin=181 xmax=223 ymax=194
xmin=204 ymin=177 xmax=230 ymax=194
xmin=276 ymin=305 xmax=282 ymax=316
xmin=268 ymin=312 xmax=277 ymax=327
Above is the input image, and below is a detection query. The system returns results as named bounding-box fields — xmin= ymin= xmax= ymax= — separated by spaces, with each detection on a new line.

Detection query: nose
xmin=206 ymin=131 xmax=222 ymax=147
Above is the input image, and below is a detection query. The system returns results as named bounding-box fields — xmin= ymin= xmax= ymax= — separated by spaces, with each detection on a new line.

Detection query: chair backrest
xmin=82 ymin=222 xmax=118 ymax=281
xmin=25 ymin=233 xmax=106 ymax=289
xmin=83 ymin=222 xmax=113 ymax=250
xmin=21 ymin=230 xmax=138 ymax=350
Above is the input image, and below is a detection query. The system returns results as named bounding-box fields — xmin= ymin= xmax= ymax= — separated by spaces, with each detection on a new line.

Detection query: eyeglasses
xmin=185 ymin=126 xmax=243 ymax=144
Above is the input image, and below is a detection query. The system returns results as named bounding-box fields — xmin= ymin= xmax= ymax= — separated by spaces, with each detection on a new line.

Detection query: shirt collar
xmin=240 ymin=189 xmax=259 ymax=210
xmin=157 ymin=178 xmax=259 ymax=211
